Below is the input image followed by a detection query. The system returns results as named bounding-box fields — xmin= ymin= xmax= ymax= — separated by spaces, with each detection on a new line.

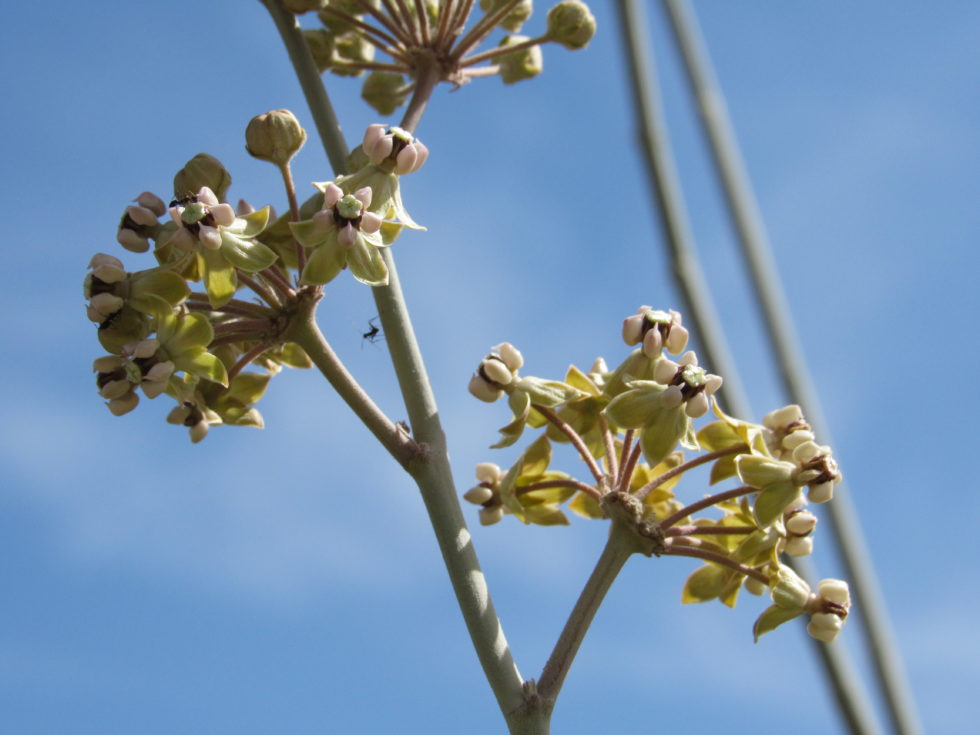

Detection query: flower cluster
xmin=290 ymin=0 xmax=596 ymax=113
xmin=86 ymin=119 xmax=426 ymax=441
xmin=463 ymin=305 xmax=851 ymax=643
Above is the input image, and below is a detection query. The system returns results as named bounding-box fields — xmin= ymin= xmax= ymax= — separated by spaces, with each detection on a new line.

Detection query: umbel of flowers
xmin=86 ymin=118 xmax=430 ymax=441
xmin=464 ymin=306 xmax=849 ymax=643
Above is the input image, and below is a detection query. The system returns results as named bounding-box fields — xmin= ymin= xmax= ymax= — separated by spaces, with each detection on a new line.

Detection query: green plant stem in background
xmin=260 ymin=0 xmax=529 ymax=725
xmin=660 ymin=3 xmax=922 ymax=733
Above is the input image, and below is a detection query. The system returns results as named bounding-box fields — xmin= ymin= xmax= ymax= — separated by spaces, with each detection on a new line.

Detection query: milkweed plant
xmin=83 ymin=1 xmax=850 ymax=732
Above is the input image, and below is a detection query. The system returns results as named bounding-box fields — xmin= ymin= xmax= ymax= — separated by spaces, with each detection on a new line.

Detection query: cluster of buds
xmin=464 ymin=306 xmax=850 ymax=644
xmin=463 ymin=463 xmax=509 ymax=526
xmin=778 ymin=498 xmax=818 ymax=556
xmin=468 ymin=343 xmax=525 ymax=403
xmin=622 ymin=306 xmax=689 ymax=357
xmin=294 ymin=0 xmax=595 ymax=113
xmin=117 ymin=192 xmax=167 ymax=253
xmin=756 ymin=568 xmax=851 ymax=643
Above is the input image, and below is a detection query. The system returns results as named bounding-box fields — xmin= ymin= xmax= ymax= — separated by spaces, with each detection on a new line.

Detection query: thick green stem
xmin=535 ymin=522 xmax=636 ymax=705
xmin=261 ymin=0 xmax=528 ymax=722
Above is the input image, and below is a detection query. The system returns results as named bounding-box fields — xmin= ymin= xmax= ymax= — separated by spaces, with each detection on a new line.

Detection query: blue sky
xmin=2 ymin=1 xmax=978 ymax=733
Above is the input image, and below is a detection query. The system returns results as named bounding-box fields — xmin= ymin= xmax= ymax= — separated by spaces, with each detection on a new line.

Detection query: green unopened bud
xmin=173 ymin=153 xmax=231 ymax=202
xmin=498 ymin=35 xmax=543 ymax=85
xmin=546 ymin=0 xmax=596 ymax=50
xmin=333 ymin=31 xmax=374 ymax=76
xmin=480 ymin=0 xmax=533 ymax=33
xmin=361 ymin=71 xmax=408 ymax=115
xmin=304 ymin=29 xmax=336 ymax=73
xmin=245 ymin=109 xmax=307 ymax=166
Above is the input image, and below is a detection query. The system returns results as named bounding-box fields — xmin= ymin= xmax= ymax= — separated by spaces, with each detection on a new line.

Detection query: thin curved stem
xmin=663 ymin=543 xmax=768 ymax=584
xmin=618 ymin=436 xmax=643 ymax=492
xmin=237 ymin=272 xmax=282 ymax=309
xmin=285 ymin=297 xmax=417 ymax=468
xmin=450 ymin=0 xmax=522 ymax=61
xmin=658 ymin=484 xmax=757 ymax=529
xmin=460 ymin=35 xmax=549 ymax=67
xmin=532 ymin=405 xmax=604 ymax=484
xmin=634 ymin=443 xmax=747 ymax=501
xmin=226 ymin=341 xmax=272 ymax=383
xmin=516 ymin=479 xmax=600 ymax=500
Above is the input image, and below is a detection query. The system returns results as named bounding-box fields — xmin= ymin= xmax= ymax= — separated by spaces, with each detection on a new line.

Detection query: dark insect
xmin=169 ymin=192 xmax=198 ymax=208
xmin=362 ymin=317 xmax=383 ymax=345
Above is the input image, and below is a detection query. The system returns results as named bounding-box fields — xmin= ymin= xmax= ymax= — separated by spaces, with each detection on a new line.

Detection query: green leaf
xmin=347 ymin=239 xmax=389 ymax=286
xmin=129 ymin=270 xmax=190 ymax=310
xmin=219 ymin=231 xmax=278 ymax=273
xmin=233 ymin=206 xmax=271 ymax=237
xmin=564 ymin=364 xmax=600 ymax=395
xmin=516 ymin=376 xmax=582 ymax=407
xmin=201 ymin=249 xmax=237 ymax=308
xmin=176 ymin=350 xmax=229 ymax=387
xmin=639 ymin=404 xmax=688 ymax=466
xmin=753 ymin=604 xmax=803 ymax=642
xmin=276 ymin=343 xmax=313 ymax=369
xmin=289 ymin=219 xmax=329 ymax=249
xmin=522 ymin=434 xmax=551 ymax=476
xmin=681 ymin=564 xmax=727 ymax=604
xmin=753 ymin=481 xmax=802 ymax=528
xmin=522 ymin=505 xmax=569 ymax=526
xmin=226 ymin=372 xmax=271 ymax=405
xmin=168 ymin=312 xmax=214 ymax=353
xmin=697 ymin=420 xmax=743 ymax=451
xmin=603 ymin=349 xmax=655 ymax=398
xmin=709 ymin=454 xmax=738 ymax=485
xmin=736 ymin=454 xmax=794 ymax=489
xmin=569 ymin=491 xmax=604 ymax=519
xmin=301 ymin=240 xmax=346 ymax=285
xmin=604 ymin=382 xmax=664 ymax=429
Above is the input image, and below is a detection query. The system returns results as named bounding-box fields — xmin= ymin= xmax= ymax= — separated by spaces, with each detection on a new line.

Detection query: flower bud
xmin=494 ymin=342 xmax=524 ymax=371
xmin=135 ymin=192 xmax=166 ymax=216
xmin=469 ymin=374 xmax=504 ymax=403
xmin=475 ymin=463 xmax=502 ymax=484
xmin=818 ymin=579 xmax=850 ymax=607
xmin=361 ymin=71 xmax=409 ymax=115
xmin=480 ymin=0 xmax=532 ymax=32
xmin=173 ymin=153 xmax=231 ymax=202
xmin=481 ymin=357 xmax=514 ymax=386
xmin=546 ymin=0 xmax=596 ymax=50
xmin=464 ymin=486 xmax=494 ymax=505
xmin=785 ymin=509 xmax=817 ymax=536
xmin=498 ymin=35 xmax=543 ymax=85
xmin=479 ymin=506 xmax=505 ymax=526
xmin=807 ymin=612 xmax=844 ymax=643
xmin=303 ymin=29 xmax=336 ymax=73
xmin=107 ymin=392 xmax=139 ymax=416
xmin=783 ymin=536 xmax=813 ymax=556
xmin=245 ymin=109 xmax=307 ymax=166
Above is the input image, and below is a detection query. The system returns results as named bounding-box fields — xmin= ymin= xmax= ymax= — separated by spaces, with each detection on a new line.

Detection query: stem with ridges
xmin=261 ymin=2 xmax=528 ymax=725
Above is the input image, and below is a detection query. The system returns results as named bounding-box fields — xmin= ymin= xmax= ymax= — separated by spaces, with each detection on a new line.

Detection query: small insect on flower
xmin=362 ymin=316 xmax=383 ymax=345
xmin=169 ymin=193 xmax=198 ymax=207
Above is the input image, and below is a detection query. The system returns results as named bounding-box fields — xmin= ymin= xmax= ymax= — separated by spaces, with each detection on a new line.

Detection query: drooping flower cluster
xmin=464 ymin=305 xmax=851 ymax=643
